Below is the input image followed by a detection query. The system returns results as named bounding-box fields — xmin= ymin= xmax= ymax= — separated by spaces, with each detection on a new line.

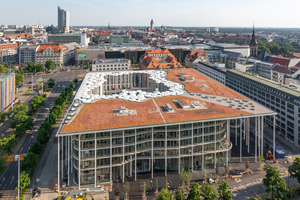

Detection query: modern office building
xmin=58 ymin=6 xmax=70 ymax=33
xmin=226 ymin=69 xmax=300 ymax=146
xmin=48 ymin=34 xmax=89 ymax=46
xmin=0 ymin=73 xmax=15 ymax=112
xmin=193 ymin=61 xmax=227 ymax=85
xmin=91 ymin=59 xmax=131 ymax=71
xmin=56 ymin=68 xmax=275 ymax=190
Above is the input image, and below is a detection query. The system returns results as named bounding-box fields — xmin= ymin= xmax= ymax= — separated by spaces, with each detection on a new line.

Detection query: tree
xmin=45 ymin=60 xmax=55 ymax=71
xmin=0 ymin=63 xmax=5 ymax=73
xmin=15 ymin=171 xmax=30 ymax=191
xmin=0 ymin=157 xmax=6 ymax=175
xmin=30 ymin=96 xmax=45 ymax=112
xmin=259 ymin=153 xmax=265 ymax=171
xmin=86 ymin=61 xmax=91 ymax=69
xmin=216 ymin=164 xmax=220 ymax=180
xmin=157 ymin=188 xmax=172 ymax=200
xmin=48 ymin=78 xmax=55 ymax=88
xmin=29 ymin=141 xmax=43 ymax=155
xmin=289 ymin=157 xmax=300 ymax=183
xmin=22 ymin=152 xmax=38 ymax=171
xmin=217 ymin=180 xmax=232 ymax=200
xmin=26 ymin=61 xmax=35 ymax=72
xmin=51 ymin=105 xmax=63 ymax=118
xmin=37 ymin=128 xmax=50 ymax=145
xmin=200 ymin=182 xmax=218 ymax=200
xmin=49 ymin=112 xmax=57 ymax=125
xmin=15 ymin=117 xmax=34 ymax=137
xmin=0 ymin=134 xmax=18 ymax=154
xmin=11 ymin=111 xmax=28 ymax=129
xmin=180 ymin=168 xmax=187 ymax=189
xmin=124 ymin=180 xmax=130 ymax=200
xmin=15 ymin=74 xmax=23 ymax=87
xmin=175 ymin=186 xmax=185 ymax=200
xmin=245 ymin=160 xmax=250 ymax=170
xmin=187 ymin=182 xmax=201 ymax=200
xmin=142 ymin=181 xmax=147 ymax=199
xmin=36 ymin=62 xmax=43 ymax=72
xmin=203 ymin=171 xmax=207 ymax=183
xmin=70 ymin=81 xmax=76 ymax=90
xmin=225 ymin=165 xmax=230 ymax=179
xmin=263 ymin=164 xmax=290 ymax=200
xmin=114 ymin=183 xmax=120 ymax=200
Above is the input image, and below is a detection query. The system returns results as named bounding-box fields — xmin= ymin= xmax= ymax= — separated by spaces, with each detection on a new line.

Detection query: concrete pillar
xmin=58 ymin=137 xmax=60 ymax=194
xmin=273 ymin=116 xmax=276 ymax=162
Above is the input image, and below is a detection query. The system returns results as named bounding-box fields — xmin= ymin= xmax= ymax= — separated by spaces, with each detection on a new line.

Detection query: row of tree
xmin=156 ymin=180 xmax=232 ymax=200
xmin=21 ymin=80 xmax=76 ymax=172
xmin=21 ymin=60 xmax=55 ymax=73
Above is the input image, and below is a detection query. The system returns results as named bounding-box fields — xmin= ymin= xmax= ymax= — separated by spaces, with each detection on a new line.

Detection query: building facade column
xmin=261 ymin=116 xmax=264 ymax=155
xmin=202 ymin=122 xmax=204 ymax=170
xmin=165 ymin=126 xmax=167 ymax=177
xmin=122 ymin=130 xmax=125 ymax=183
xmin=68 ymin=136 xmax=70 ymax=187
xmin=79 ymin=135 xmax=81 ymax=190
xmin=94 ymin=133 xmax=97 ymax=188
xmin=58 ymin=136 xmax=60 ymax=194
xmin=214 ymin=121 xmax=217 ymax=169
xmin=178 ymin=125 xmax=181 ymax=174
xmin=235 ymin=119 xmax=237 ymax=146
xmin=191 ymin=123 xmax=194 ymax=172
xmin=226 ymin=120 xmax=229 ymax=166
xmin=135 ymin=129 xmax=137 ymax=181
xmin=255 ymin=117 xmax=257 ymax=163
xmin=273 ymin=115 xmax=276 ymax=162
xmin=110 ymin=132 xmax=112 ymax=183
xmin=151 ymin=127 xmax=154 ymax=179
xmin=240 ymin=120 xmax=242 ymax=163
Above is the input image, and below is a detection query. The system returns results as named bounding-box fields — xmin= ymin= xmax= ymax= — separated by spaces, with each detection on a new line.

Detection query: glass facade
xmin=70 ymin=120 xmax=232 ymax=186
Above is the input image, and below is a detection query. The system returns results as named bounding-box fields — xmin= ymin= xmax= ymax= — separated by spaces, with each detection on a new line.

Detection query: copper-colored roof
xmin=37 ymin=45 xmax=68 ymax=53
xmin=60 ymin=69 xmax=271 ymax=134
xmin=166 ymin=69 xmax=246 ymax=99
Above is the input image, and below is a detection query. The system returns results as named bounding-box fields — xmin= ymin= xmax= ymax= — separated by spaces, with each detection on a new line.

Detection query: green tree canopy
xmin=0 ymin=157 xmax=6 ymax=175
xmin=289 ymin=157 xmax=300 ymax=184
xmin=200 ymin=182 xmax=218 ymax=200
xmin=45 ymin=60 xmax=55 ymax=71
xmin=0 ymin=63 xmax=5 ymax=73
xmin=15 ymin=171 xmax=31 ymax=191
xmin=30 ymin=95 xmax=45 ymax=112
xmin=36 ymin=62 xmax=43 ymax=72
xmin=26 ymin=61 xmax=35 ymax=72
xmin=175 ymin=186 xmax=185 ymax=200
xmin=217 ymin=180 xmax=232 ymax=200
xmin=15 ymin=74 xmax=23 ymax=87
xmin=29 ymin=141 xmax=43 ymax=155
xmin=22 ymin=152 xmax=38 ymax=171
xmin=157 ymin=188 xmax=172 ymax=200
xmin=0 ymin=134 xmax=17 ymax=154
xmin=48 ymin=78 xmax=55 ymax=88
xmin=187 ymin=182 xmax=201 ymax=200
xmin=263 ymin=164 xmax=290 ymax=200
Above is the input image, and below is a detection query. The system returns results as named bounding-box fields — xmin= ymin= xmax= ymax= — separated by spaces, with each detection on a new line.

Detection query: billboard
xmin=78 ymin=52 xmax=86 ymax=58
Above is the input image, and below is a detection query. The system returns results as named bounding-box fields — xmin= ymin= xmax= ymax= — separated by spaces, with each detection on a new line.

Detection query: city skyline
xmin=2 ymin=0 xmax=300 ymax=28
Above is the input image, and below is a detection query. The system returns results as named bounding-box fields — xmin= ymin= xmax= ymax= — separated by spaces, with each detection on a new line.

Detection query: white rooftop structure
xmin=75 ymin=70 xmax=186 ymax=104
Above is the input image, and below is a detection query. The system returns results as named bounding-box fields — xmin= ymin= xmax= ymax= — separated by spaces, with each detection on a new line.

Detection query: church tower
xmin=250 ymin=24 xmax=258 ymax=57
xmin=150 ymin=19 xmax=154 ymax=30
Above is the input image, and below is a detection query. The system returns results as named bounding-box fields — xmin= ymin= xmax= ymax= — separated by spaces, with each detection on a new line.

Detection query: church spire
xmin=250 ymin=23 xmax=258 ymax=57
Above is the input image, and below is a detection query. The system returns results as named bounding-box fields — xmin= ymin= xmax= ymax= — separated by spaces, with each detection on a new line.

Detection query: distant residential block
xmin=139 ymin=49 xmax=183 ymax=70
xmin=91 ymin=59 xmax=131 ymax=71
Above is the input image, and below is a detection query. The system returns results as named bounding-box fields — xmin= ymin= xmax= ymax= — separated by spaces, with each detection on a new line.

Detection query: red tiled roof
xmin=37 ymin=45 xmax=68 ymax=53
xmin=287 ymin=53 xmax=300 ymax=58
xmin=269 ymin=56 xmax=290 ymax=66
xmin=272 ymin=65 xmax=293 ymax=75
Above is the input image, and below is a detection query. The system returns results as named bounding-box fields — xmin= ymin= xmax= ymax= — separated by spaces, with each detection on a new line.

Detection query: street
xmin=0 ymin=67 xmax=86 ymax=199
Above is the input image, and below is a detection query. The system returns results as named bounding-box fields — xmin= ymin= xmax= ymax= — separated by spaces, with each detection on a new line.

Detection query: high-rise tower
xmin=250 ymin=24 xmax=258 ymax=57
xmin=58 ymin=6 xmax=69 ymax=33
xmin=150 ymin=19 xmax=154 ymax=30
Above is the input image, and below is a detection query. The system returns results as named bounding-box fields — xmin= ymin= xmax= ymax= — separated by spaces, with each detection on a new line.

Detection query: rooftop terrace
xmin=59 ymin=69 xmax=275 ymax=135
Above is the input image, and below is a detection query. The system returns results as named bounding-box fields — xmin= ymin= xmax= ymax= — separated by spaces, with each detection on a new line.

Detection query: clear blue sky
xmin=2 ymin=0 xmax=300 ymax=28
